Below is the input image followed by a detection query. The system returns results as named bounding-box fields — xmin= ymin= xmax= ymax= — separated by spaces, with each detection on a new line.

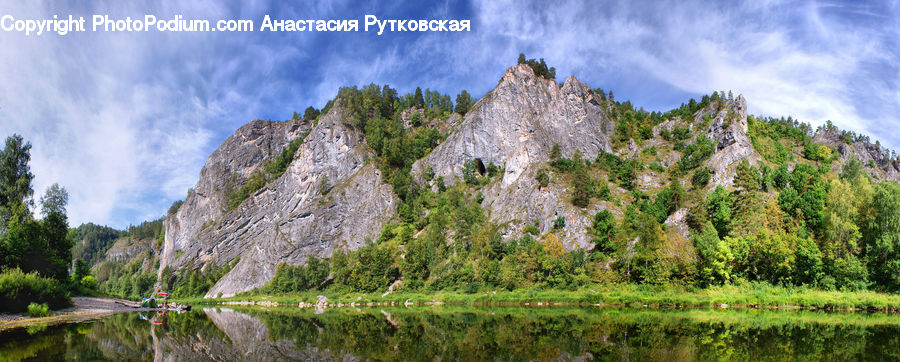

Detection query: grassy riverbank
xmin=174 ymin=283 xmax=900 ymax=311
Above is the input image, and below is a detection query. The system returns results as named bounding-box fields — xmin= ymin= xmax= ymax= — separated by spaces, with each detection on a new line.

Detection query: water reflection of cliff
xmin=3 ymin=307 xmax=899 ymax=360
xmin=117 ymin=307 xmax=900 ymax=360
xmin=189 ymin=308 xmax=342 ymax=361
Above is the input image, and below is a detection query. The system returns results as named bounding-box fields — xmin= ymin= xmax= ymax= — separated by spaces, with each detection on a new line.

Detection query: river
xmin=1 ymin=306 xmax=898 ymax=360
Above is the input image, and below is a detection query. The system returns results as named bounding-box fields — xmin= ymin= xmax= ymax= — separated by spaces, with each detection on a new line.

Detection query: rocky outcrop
xmin=412 ymin=64 xmax=615 ymax=250
xmin=702 ymin=95 xmax=762 ymax=187
xmin=158 ymin=62 xmax=895 ymax=296
xmin=162 ymin=103 xmax=396 ymax=297
xmin=102 ymin=237 xmax=160 ymax=274
xmin=160 ymin=119 xmax=310 ymax=276
xmin=105 ymin=237 xmax=156 ymax=263
xmin=813 ymin=129 xmax=900 ymax=181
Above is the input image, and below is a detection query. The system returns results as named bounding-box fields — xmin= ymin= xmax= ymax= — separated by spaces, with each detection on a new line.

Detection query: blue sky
xmin=0 ymin=0 xmax=897 ymax=229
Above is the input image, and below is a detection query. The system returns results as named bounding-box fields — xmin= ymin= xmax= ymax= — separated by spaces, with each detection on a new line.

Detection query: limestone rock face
xmin=703 ymin=95 xmax=762 ymax=187
xmin=160 ymin=119 xmax=310 ymax=274
xmin=813 ymin=130 xmax=900 ymax=181
xmin=95 ymin=236 xmax=161 ymax=276
xmin=159 ymin=62 xmax=887 ymax=296
xmin=162 ymin=104 xmax=396 ymax=297
xmin=412 ymin=64 xmax=615 ymax=250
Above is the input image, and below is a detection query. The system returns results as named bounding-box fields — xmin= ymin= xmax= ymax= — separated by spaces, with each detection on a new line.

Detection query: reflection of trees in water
xmin=244 ymin=307 xmax=900 ymax=361
xmin=3 ymin=308 xmax=900 ymax=360
xmin=83 ymin=314 xmax=155 ymax=360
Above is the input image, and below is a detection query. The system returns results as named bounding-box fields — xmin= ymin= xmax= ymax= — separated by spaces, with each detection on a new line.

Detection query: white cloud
xmin=0 ymin=1 xmax=222 ymax=226
xmin=466 ymin=0 xmax=900 ymax=149
xmin=1 ymin=0 xmax=897 ymax=229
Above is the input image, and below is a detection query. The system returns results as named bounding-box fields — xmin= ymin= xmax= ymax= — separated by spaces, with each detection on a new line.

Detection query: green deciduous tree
xmin=695 ymin=221 xmax=732 ymax=285
xmin=861 ymin=182 xmax=900 ymax=291
xmin=0 ymin=134 xmax=34 ymax=219
xmin=0 ymin=136 xmax=73 ymax=283
xmin=794 ymin=237 xmax=824 ymax=286
xmin=400 ymin=237 xmax=433 ymax=288
xmin=591 ymin=210 xmax=617 ymax=254
xmin=841 ymin=157 xmax=864 ymax=181
xmin=40 ymin=183 xmax=68 ymax=216
xmin=822 ymin=178 xmax=867 ymax=259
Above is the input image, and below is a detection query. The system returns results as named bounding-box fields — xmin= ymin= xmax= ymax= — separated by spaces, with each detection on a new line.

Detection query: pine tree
xmin=414 ymin=87 xmax=425 ymax=108
xmin=303 ymin=106 xmax=320 ymax=121
xmin=731 ymin=160 xmax=761 ymax=236
xmin=455 ymin=90 xmax=473 ymax=116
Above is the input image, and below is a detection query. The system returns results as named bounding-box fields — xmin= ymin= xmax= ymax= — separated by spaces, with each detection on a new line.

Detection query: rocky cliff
xmin=412 ymin=64 xmax=615 ymax=249
xmin=159 ymin=62 xmax=899 ymax=297
xmin=105 ymin=237 xmax=159 ymax=269
xmin=161 ymin=104 xmax=396 ymax=297
xmin=813 ymin=129 xmax=900 ymax=180
xmin=701 ymin=95 xmax=762 ymax=187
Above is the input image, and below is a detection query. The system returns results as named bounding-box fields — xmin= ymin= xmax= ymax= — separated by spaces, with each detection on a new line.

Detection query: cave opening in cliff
xmin=474 ymin=158 xmax=486 ymax=175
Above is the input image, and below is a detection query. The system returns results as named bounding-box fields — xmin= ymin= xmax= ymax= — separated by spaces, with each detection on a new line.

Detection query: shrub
xmin=80 ymin=275 xmax=97 ymax=290
xmin=319 ymin=175 xmax=331 ymax=195
xmin=552 ymin=216 xmax=566 ymax=231
xmin=672 ymin=127 xmax=692 ymax=140
xmin=266 ymin=256 xmax=331 ymax=293
xmin=462 ymin=160 xmax=482 ymax=186
xmin=26 ymin=303 xmax=50 ymax=317
xmin=486 ymin=162 xmax=501 ymax=177
xmin=535 ymin=169 xmax=550 ymax=188
xmin=692 ymin=167 xmax=711 ymax=187
xmin=596 ymin=183 xmax=611 ymax=201
xmin=678 ymin=137 xmax=715 ymax=171
xmin=226 ymin=133 xmax=309 ymax=210
xmin=523 ymin=222 xmax=541 ymax=236
xmin=0 ymin=269 xmax=69 ymax=313
xmin=659 ymin=128 xmax=671 ymax=141
xmin=552 ymin=158 xmax=576 ymax=172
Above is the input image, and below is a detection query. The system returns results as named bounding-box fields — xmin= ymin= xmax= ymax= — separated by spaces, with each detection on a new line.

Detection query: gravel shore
xmin=0 ymin=297 xmax=152 ymax=332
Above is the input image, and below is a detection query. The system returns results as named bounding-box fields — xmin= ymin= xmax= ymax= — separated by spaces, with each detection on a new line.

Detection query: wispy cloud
xmin=0 ymin=0 xmax=896 ymax=228
xmin=464 ymin=0 xmax=900 ymax=149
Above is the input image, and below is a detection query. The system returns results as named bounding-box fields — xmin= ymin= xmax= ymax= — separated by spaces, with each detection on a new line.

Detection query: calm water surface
xmin=1 ymin=306 xmax=898 ymax=361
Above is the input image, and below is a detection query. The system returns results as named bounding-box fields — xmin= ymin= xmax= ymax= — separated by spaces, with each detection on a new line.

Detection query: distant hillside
xmin=70 ymin=223 xmax=123 ymax=266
